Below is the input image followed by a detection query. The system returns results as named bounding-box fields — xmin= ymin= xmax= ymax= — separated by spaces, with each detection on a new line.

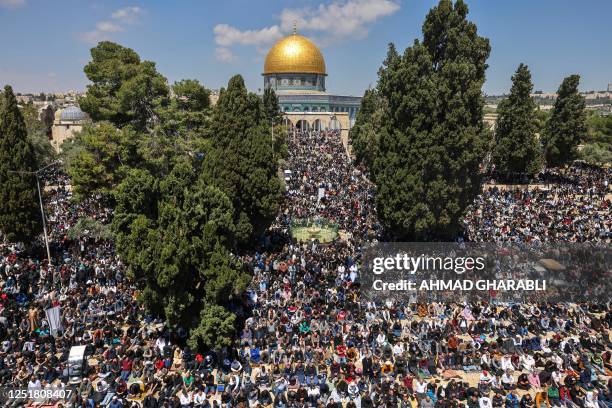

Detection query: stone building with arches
xmin=263 ymin=28 xmax=360 ymax=141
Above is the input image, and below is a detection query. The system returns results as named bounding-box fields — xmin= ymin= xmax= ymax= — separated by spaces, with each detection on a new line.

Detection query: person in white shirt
xmin=27 ymin=375 xmax=41 ymax=391
xmin=307 ymin=382 xmax=320 ymax=400
xmin=376 ymin=332 xmax=386 ymax=347
xmin=98 ymin=379 xmax=115 ymax=406
xmin=178 ymin=389 xmax=191 ymax=407
xmin=481 ymin=352 xmax=491 ymax=368
xmin=502 ymin=371 xmax=515 ymax=390
xmin=521 ymin=354 xmax=535 ymax=371
xmin=392 ymin=342 xmax=404 ymax=356
xmin=479 ymin=396 xmax=493 ymax=408
xmin=491 ymin=375 xmax=502 ymax=393
xmin=349 ymin=264 xmax=357 ymax=282
xmin=584 ymin=391 xmax=598 ymax=408
xmin=155 ymin=336 xmax=167 ymax=354
xmin=501 ymin=355 xmax=514 ymax=372
xmin=552 ymin=354 xmax=564 ymax=371
xmin=480 ymin=370 xmax=493 ymax=385
xmin=551 ymin=370 xmax=562 ymax=386
xmin=193 ymin=389 xmax=207 ymax=406
xmin=415 ymin=378 xmax=427 ymax=400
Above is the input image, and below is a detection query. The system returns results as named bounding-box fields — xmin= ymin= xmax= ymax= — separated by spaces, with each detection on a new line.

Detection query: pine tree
xmin=79 ymin=41 xmax=169 ymax=131
xmin=543 ymin=75 xmax=587 ymax=167
xmin=372 ymin=0 xmax=491 ymax=240
xmin=0 ymin=86 xmax=42 ymax=243
xmin=157 ymin=79 xmax=211 ymax=138
xmin=491 ymin=63 xmax=542 ymax=177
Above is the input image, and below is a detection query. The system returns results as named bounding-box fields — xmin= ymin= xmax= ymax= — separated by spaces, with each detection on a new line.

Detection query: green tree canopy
xmin=202 ymin=75 xmax=282 ymax=245
xmin=157 ymin=79 xmax=211 ymax=138
xmin=113 ymin=160 xmax=250 ymax=337
xmin=0 ymin=86 xmax=42 ymax=243
xmin=579 ymin=142 xmax=612 ymax=166
xmin=349 ymin=88 xmax=386 ymax=171
xmin=367 ymin=0 xmax=490 ymax=241
xmin=62 ymin=122 xmax=139 ymax=199
xmin=491 ymin=63 xmax=542 ymax=177
xmin=188 ymin=304 xmax=237 ymax=351
xmin=585 ymin=111 xmax=612 ymax=145
xmin=20 ymin=103 xmax=55 ymax=167
xmin=543 ymin=74 xmax=587 ymax=167
xmin=71 ymin=44 xmax=282 ymax=350
xmin=262 ymin=87 xmax=283 ymax=125
xmin=68 ymin=217 xmax=113 ymax=241
xmin=79 ymin=41 xmax=169 ymax=132
xmin=147 ymin=79 xmax=212 ymax=175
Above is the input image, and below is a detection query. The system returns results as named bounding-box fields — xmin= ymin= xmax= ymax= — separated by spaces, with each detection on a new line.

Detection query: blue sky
xmin=0 ymin=0 xmax=610 ymax=95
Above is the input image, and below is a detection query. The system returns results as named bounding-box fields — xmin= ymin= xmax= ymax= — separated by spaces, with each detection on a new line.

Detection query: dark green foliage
xmin=534 ymin=108 xmax=550 ymax=135
xmin=0 ymin=86 xmax=42 ymax=243
xmin=350 ymin=89 xmax=385 ymax=170
xmin=366 ymin=0 xmax=491 ymax=241
xmin=68 ymin=217 xmax=113 ymax=241
xmin=113 ymin=161 xmax=250 ymax=341
xmin=579 ymin=142 xmax=611 ymax=166
xmin=543 ymin=75 xmax=587 ymax=167
xmin=73 ymin=44 xmax=281 ymax=350
xmin=262 ymin=87 xmax=283 ymax=125
xmin=188 ymin=304 xmax=237 ymax=351
xmin=491 ymin=64 xmax=542 ymax=177
xmin=149 ymin=79 xmax=212 ymax=175
xmin=79 ymin=41 xmax=169 ymax=132
xmin=62 ymin=122 xmax=139 ymax=199
xmin=262 ymin=87 xmax=288 ymax=159
xmin=157 ymin=79 xmax=211 ymax=138
xmin=20 ymin=103 xmax=55 ymax=168
xmin=202 ymin=75 xmax=282 ymax=245
xmin=582 ymin=112 xmax=611 ymax=166
xmin=585 ymin=111 xmax=612 ymax=145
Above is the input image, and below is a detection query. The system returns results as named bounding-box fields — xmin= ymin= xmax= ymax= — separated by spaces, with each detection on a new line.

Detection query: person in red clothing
xmin=559 ymin=385 xmax=573 ymax=406
xmin=120 ymin=356 xmax=132 ymax=381
xmin=155 ymin=359 xmax=165 ymax=371
xmin=403 ymin=375 xmax=414 ymax=394
xmin=336 ymin=344 xmax=347 ymax=364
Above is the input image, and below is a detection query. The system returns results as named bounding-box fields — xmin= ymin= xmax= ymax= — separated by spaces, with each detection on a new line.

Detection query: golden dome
xmin=264 ymin=33 xmax=326 ymax=75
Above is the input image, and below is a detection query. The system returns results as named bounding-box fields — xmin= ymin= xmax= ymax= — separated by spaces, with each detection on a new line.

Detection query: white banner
xmin=45 ymin=306 xmax=63 ymax=337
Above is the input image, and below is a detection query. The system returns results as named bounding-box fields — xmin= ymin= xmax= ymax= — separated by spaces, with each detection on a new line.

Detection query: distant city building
xmin=209 ymin=90 xmax=220 ymax=106
xmin=51 ymin=105 xmax=88 ymax=151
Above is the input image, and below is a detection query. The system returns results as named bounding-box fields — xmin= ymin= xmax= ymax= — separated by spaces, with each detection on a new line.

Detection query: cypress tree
xmin=491 ymin=63 xmax=542 ymax=177
xmin=373 ymin=0 xmax=491 ymax=240
xmin=543 ymin=74 xmax=587 ymax=167
xmin=0 ymin=86 xmax=42 ymax=243
xmin=262 ymin=87 xmax=283 ymax=126
xmin=203 ymin=75 xmax=282 ymax=245
xmin=350 ymin=88 xmax=385 ymax=171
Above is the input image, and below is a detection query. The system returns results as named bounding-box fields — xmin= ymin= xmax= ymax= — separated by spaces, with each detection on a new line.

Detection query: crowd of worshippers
xmin=465 ymin=166 xmax=610 ymax=243
xmin=0 ymin=130 xmax=609 ymax=407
